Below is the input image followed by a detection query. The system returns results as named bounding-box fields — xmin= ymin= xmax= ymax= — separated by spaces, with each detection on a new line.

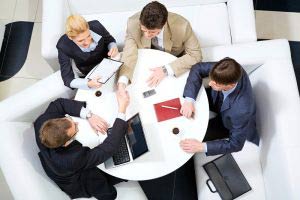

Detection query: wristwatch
xmin=86 ymin=111 xmax=93 ymax=119
xmin=162 ymin=65 xmax=168 ymax=76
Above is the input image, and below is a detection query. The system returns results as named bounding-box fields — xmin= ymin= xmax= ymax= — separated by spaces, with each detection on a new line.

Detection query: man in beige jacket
xmin=118 ymin=1 xmax=202 ymax=91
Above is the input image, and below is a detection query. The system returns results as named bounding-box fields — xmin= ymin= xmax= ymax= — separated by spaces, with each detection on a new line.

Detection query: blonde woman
xmin=56 ymin=15 xmax=119 ymax=89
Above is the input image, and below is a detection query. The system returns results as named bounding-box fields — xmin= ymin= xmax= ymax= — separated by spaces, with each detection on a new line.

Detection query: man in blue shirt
xmin=180 ymin=57 xmax=259 ymax=156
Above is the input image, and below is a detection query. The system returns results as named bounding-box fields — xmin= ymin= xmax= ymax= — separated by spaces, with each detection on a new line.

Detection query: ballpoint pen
xmin=161 ymin=105 xmax=179 ymax=110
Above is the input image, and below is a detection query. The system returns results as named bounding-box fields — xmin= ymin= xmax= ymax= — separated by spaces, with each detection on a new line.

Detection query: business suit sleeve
xmin=170 ymin=22 xmax=202 ymax=76
xmin=79 ymin=118 xmax=127 ymax=169
xmin=119 ymin=19 xmax=139 ymax=82
xmin=183 ymin=62 xmax=215 ymax=100
xmin=58 ymin=48 xmax=76 ymax=88
xmin=34 ymin=98 xmax=86 ymax=151
xmin=206 ymin=112 xmax=251 ymax=156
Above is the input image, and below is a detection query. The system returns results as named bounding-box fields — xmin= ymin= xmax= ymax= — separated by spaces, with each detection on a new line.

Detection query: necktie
xmin=151 ymin=37 xmax=164 ymax=51
xmin=215 ymin=91 xmax=224 ymax=112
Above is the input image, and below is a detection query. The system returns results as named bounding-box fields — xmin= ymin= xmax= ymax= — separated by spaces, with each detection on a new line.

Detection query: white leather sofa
xmin=1 ymin=0 xmax=300 ymax=199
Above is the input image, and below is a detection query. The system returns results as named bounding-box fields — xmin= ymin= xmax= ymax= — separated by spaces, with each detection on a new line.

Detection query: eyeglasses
xmin=65 ymin=114 xmax=79 ymax=140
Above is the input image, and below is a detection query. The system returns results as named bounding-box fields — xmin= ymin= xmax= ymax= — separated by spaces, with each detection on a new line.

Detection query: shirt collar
xmin=90 ymin=30 xmax=101 ymax=43
xmin=156 ymin=27 xmax=164 ymax=40
xmin=77 ymin=30 xmax=102 ymax=52
xmin=222 ymin=82 xmax=238 ymax=100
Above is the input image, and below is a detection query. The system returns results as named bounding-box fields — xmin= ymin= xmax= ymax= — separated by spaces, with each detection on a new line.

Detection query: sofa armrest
xmin=0 ymin=122 xmax=69 ymax=200
xmin=42 ymin=0 xmax=70 ymax=72
xmin=202 ymin=39 xmax=292 ymax=65
xmin=0 ymin=72 xmax=75 ymax=122
xmin=227 ymin=0 xmax=257 ymax=43
xmin=250 ymin=60 xmax=300 ymax=199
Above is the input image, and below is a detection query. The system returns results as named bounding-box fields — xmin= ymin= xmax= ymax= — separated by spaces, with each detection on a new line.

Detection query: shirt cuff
xmin=108 ymin=42 xmax=117 ymax=50
xmin=203 ymin=142 xmax=207 ymax=153
xmin=80 ymin=107 xmax=91 ymax=119
xmin=185 ymin=97 xmax=196 ymax=103
xmin=118 ymin=75 xmax=129 ymax=85
xmin=117 ymin=113 xmax=126 ymax=121
xmin=165 ymin=64 xmax=174 ymax=76
xmin=70 ymin=78 xmax=90 ymax=90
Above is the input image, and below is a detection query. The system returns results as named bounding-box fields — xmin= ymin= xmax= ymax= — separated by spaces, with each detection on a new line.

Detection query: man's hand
xmin=180 ymin=101 xmax=195 ymax=118
xmin=107 ymin=47 xmax=119 ymax=58
xmin=180 ymin=139 xmax=205 ymax=153
xmin=116 ymin=90 xmax=130 ymax=114
xmin=87 ymin=114 xmax=109 ymax=134
xmin=117 ymin=82 xmax=126 ymax=95
xmin=87 ymin=76 xmax=102 ymax=88
xmin=146 ymin=66 xmax=166 ymax=87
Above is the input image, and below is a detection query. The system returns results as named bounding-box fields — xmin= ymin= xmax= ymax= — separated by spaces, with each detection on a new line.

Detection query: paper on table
xmin=86 ymin=58 xmax=123 ymax=84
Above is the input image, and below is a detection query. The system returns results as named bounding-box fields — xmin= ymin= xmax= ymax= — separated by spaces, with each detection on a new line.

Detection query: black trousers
xmin=203 ymin=115 xmax=229 ymax=142
xmin=139 ymin=158 xmax=198 ymax=200
xmin=203 ymin=87 xmax=230 ymax=142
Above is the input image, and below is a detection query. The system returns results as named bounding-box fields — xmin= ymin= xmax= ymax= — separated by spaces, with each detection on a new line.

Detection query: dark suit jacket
xmin=56 ymin=20 xmax=116 ymax=88
xmin=183 ymin=62 xmax=259 ymax=156
xmin=34 ymin=98 xmax=127 ymax=198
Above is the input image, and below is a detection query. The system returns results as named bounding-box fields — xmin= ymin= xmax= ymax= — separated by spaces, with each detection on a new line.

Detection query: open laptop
xmin=104 ymin=113 xmax=149 ymax=168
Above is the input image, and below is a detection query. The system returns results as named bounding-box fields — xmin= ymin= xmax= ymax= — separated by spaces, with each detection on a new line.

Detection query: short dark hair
xmin=39 ymin=118 xmax=72 ymax=148
xmin=209 ymin=57 xmax=242 ymax=85
xmin=140 ymin=1 xmax=168 ymax=29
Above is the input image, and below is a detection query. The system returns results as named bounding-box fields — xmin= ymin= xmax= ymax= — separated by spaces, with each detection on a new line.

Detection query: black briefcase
xmin=203 ymin=154 xmax=252 ymax=200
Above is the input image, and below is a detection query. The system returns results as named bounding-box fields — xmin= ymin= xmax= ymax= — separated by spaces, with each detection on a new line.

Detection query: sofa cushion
xmin=83 ymin=3 xmax=231 ymax=48
xmin=0 ymin=122 xmax=146 ymax=200
xmin=249 ymin=60 xmax=300 ymax=200
xmin=194 ymin=142 xmax=265 ymax=200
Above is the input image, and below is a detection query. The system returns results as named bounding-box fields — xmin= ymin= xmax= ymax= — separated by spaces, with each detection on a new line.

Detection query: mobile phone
xmin=143 ymin=89 xmax=156 ymax=98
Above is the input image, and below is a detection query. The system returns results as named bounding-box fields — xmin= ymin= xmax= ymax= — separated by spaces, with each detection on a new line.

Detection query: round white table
xmin=75 ymin=49 xmax=209 ymax=181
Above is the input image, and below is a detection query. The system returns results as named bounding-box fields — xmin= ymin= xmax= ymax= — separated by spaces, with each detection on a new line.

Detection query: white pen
xmin=161 ymin=105 xmax=179 ymax=110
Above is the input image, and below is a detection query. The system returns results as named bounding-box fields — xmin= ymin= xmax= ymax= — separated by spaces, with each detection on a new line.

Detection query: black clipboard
xmin=86 ymin=58 xmax=123 ymax=84
xmin=203 ymin=154 xmax=251 ymax=200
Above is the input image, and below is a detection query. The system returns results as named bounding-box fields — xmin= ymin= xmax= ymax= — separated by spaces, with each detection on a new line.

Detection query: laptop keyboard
xmin=112 ymin=135 xmax=130 ymax=165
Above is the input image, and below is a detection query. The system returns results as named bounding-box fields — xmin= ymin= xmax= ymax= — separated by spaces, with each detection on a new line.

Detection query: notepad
xmin=86 ymin=58 xmax=123 ymax=84
xmin=153 ymin=98 xmax=182 ymax=122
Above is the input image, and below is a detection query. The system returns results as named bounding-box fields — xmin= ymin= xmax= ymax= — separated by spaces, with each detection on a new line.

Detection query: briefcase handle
xmin=206 ymin=179 xmax=217 ymax=193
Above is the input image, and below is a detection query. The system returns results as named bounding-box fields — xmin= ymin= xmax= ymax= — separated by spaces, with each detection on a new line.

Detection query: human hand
xmin=180 ymin=101 xmax=195 ymax=118
xmin=107 ymin=47 xmax=119 ymax=58
xmin=146 ymin=66 xmax=166 ymax=87
xmin=87 ymin=76 xmax=102 ymax=88
xmin=117 ymin=82 xmax=126 ymax=95
xmin=87 ymin=114 xmax=109 ymax=134
xmin=180 ymin=139 xmax=204 ymax=153
xmin=116 ymin=90 xmax=130 ymax=114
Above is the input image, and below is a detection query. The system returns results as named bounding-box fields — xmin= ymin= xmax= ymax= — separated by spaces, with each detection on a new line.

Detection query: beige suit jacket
xmin=120 ymin=12 xmax=202 ymax=82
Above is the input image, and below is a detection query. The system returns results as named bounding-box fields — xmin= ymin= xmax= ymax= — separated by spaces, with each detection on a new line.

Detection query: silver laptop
xmin=104 ymin=113 xmax=149 ymax=168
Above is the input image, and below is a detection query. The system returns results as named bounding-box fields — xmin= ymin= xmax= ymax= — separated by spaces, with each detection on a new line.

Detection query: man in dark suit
xmin=34 ymin=92 xmax=129 ymax=199
xmin=57 ymin=14 xmax=119 ymax=90
xmin=180 ymin=57 xmax=259 ymax=156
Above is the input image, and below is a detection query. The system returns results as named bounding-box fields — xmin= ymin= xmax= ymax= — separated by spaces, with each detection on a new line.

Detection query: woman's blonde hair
xmin=66 ymin=14 xmax=89 ymax=38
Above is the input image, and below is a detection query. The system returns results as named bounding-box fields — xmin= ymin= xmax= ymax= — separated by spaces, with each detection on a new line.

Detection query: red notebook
xmin=154 ymin=98 xmax=182 ymax=122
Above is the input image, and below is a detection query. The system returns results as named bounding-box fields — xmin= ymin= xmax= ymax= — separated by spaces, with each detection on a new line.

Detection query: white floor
xmin=0 ymin=0 xmax=53 ymax=101
xmin=0 ymin=0 xmax=53 ymax=199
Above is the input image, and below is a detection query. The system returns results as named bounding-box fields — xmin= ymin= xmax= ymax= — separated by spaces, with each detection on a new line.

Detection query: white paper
xmin=86 ymin=58 xmax=123 ymax=83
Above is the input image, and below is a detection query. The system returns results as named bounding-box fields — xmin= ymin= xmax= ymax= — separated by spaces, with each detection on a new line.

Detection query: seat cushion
xmin=0 ymin=122 xmax=146 ymax=200
xmin=194 ymin=141 xmax=265 ymax=199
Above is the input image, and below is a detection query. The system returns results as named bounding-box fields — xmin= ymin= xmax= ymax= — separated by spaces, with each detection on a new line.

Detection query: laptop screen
xmin=126 ymin=114 xmax=148 ymax=159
